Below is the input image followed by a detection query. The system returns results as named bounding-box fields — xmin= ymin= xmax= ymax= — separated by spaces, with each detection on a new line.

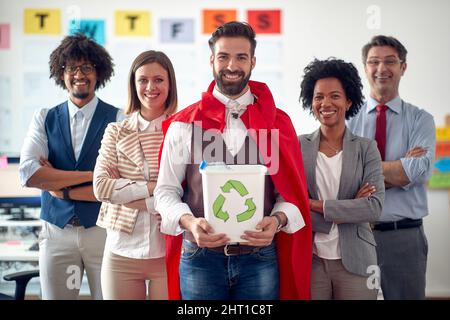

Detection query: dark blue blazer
xmin=41 ymin=99 xmax=118 ymax=228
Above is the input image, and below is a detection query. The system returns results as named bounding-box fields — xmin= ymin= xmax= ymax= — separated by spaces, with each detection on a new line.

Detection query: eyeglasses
xmin=62 ymin=63 xmax=96 ymax=75
xmin=366 ymin=59 xmax=403 ymax=67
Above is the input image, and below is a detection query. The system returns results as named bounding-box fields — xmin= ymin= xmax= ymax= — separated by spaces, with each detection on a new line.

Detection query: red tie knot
xmin=376 ymin=104 xmax=388 ymax=113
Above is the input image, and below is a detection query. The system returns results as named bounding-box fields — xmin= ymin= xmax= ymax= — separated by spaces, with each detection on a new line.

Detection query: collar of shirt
xmin=67 ymin=95 xmax=98 ymax=120
xmin=366 ymin=95 xmax=402 ymax=115
xmin=212 ymin=86 xmax=254 ymax=113
xmin=137 ymin=112 xmax=167 ymax=132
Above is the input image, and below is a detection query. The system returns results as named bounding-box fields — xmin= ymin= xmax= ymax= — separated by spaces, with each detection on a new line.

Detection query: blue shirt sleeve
xmin=399 ymin=110 xmax=436 ymax=190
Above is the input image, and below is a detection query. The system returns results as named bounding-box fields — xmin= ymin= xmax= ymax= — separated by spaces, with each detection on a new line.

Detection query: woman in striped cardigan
xmin=93 ymin=51 xmax=177 ymax=299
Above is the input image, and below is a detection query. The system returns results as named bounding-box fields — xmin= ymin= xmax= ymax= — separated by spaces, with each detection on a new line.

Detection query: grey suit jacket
xmin=299 ymin=128 xmax=384 ymax=277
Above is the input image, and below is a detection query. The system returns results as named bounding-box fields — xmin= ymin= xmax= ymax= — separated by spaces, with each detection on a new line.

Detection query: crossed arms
xmin=19 ymin=109 xmax=97 ymax=201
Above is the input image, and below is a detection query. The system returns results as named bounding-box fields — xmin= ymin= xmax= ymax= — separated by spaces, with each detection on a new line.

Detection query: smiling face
xmin=135 ymin=62 xmax=169 ymax=120
xmin=62 ymin=59 xmax=97 ymax=107
xmin=364 ymin=45 xmax=407 ymax=103
xmin=210 ymin=36 xmax=256 ymax=99
xmin=312 ymin=77 xmax=352 ymax=129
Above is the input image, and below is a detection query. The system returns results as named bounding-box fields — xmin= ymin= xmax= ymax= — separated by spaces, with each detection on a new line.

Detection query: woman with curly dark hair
xmin=298 ymin=58 xmax=385 ymax=299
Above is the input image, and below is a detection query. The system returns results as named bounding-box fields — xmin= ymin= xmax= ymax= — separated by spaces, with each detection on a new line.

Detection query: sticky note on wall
xmin=24 ymin=9 xmax=61 ymax=34
xmin=436 ymin=142 xmax=450 ymax=158
xmin=0 ymin=24 xmax=10 ymax=49
xmin=436 ymin=127 xmax=450 ymax=141
xmin=115 ymin=11 xmax=151 ymax=36
xmin=69 ymin=20 xmax=105 ymax=45
xmin=429 ymin=173 xmax=450 ymax=189
xmin=202 ymin=10 xmax=237 ymax=34
xmin=160 ymin=19 xmax=194 ymax=43
xmin=0 ymin=156 xmax=7 ymax=168
xmin=435 ymin=158 xmax=450 ymax=173
xmin=247 ymin=10 xmax=281 ymax=34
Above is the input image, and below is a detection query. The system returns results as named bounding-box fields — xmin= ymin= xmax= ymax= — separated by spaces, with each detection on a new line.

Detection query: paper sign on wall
xmin=202 ymin=10 xmax=237 ymax=34
xmin=160 ymin=19 xmax=194 ymax=43
xmin=115 ymin=11 xmax=150 ymax=36
xmin=0 ymin=156 xmax=7 ymax=169
xmin=0 ymin=24 xmax=10 ymax=49
xmin=436 ymin=127 xmax=450 ymax=141
xmin=436 ymin=142 xmax=450 ymax=158
xmin=247 ymin=10 xmax=281 ymax=34
xmin=429 ymin=173 xmax=450 ymax=189
xmin=24 ymin=9 xmax=61 ymax=34
xmin=69 ymin=20 xmax=105 ymax=45
xmin=435 ymin=158 xmax=450 ymax=173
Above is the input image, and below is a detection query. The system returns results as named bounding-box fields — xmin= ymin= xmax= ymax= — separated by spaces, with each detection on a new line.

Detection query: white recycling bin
xmin=200 ymin=163 xmax=267 ymax=243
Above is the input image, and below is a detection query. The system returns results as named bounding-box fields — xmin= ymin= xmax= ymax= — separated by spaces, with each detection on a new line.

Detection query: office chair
xmin=0 ymin=269 xmax=39 ymax=300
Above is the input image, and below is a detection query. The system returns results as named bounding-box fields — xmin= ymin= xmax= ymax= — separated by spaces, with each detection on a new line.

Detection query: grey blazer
xmin=299 ymin=128 xmax=384 ymax=277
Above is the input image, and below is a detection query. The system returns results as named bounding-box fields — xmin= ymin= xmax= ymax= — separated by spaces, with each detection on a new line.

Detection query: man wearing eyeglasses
xmin=347 ymin=35 xmax=436 ymax=299
xmin=19 ymin=33 xmax=124 ymax=299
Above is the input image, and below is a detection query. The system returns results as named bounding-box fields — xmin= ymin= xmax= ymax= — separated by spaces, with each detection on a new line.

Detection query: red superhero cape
xmin=160 ymin=80 xmax=312 ymax=300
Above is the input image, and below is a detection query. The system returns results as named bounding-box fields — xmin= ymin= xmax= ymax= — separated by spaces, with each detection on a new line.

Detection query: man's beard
xmin=71 ymin=80 xmax=91 ymax=100
xmin=214 ymin=69 xmax=251 ymax=97
xmin=72 ymin=92 xmax=90 ymax=99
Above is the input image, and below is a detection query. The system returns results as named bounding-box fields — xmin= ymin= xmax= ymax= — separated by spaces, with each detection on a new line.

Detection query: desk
xmin=0 ymin=216 xmax=41 ymax=262
xmin=0 ymin=240 xmax=38 ymax=262
xmin=0 ymin=220 xmax=41 ymax=228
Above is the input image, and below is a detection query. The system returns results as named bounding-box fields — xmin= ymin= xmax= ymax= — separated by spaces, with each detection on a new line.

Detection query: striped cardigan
xmin=93 ymin=112 xmax=163 ymax=234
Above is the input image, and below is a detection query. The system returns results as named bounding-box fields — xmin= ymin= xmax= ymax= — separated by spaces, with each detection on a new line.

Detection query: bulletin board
xmin=0 ymin=1 xmax=285 ymax=156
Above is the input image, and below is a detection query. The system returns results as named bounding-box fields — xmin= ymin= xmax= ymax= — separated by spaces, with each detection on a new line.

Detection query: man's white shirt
xmin=154 ymin=87 xmax=305 ymax=236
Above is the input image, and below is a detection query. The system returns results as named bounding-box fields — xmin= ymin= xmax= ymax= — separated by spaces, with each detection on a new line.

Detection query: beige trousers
xmin=311 ymin=254 xmax=378 ymax=300
xmin=101 ymin=249 xmax=168 ymax=300
xmin=38 ymin=221 xmax=106 ymax=300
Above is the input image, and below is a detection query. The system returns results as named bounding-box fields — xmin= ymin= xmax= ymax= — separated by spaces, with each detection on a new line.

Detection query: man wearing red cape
xmin=155 ymin=21 xmax=312 ymax=300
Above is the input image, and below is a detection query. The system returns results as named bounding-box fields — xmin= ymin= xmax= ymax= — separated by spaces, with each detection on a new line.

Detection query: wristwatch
xmin=273 ymin=213 xmax=285 ymax=232
xmin=62 ymin=187 xmax=71 ymax=200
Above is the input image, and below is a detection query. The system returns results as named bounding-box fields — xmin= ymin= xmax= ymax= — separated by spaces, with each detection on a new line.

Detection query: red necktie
xmin=375 ymin=104 xmax=388 ymax=161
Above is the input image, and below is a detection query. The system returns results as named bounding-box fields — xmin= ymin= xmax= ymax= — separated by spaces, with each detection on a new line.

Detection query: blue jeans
xmin=179 ymin=239 xmax=279 ymax=300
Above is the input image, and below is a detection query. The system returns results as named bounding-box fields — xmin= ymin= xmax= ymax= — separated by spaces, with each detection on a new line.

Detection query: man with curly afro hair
xmin=19 ymin=33 xmax=124 ymax=299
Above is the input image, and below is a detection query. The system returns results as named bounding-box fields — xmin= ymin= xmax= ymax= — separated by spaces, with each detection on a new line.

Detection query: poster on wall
xmin=0 ymin=24 xmax=11 ymax=49
xmin=0 ymin=75 xmax=12 ymax=153
xmin=69 ymin=19 xmax=105 ymax=45
xmin=247 ymin=10 xmax=281 ymax=34
xmin=115 ymin=11 xmax=151 ymax=36
xmin=22 ymin=38 xmax=59 ymax=66
xmin=202 ymin=9 xmax=237 ymax=34
xmin=160 ymin=18 xmax=194 ymax=43
xmin=24 ymin=8 xmax=61 ymax=35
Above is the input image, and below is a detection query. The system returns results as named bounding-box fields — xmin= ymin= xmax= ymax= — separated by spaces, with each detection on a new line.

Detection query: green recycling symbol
xmin=212 ymin=180 xmax=257 ymax=223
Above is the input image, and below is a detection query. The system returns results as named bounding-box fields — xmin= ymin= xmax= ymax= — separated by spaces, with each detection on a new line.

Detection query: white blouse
xmin=314 ymin=150 xmax=343 ymax=260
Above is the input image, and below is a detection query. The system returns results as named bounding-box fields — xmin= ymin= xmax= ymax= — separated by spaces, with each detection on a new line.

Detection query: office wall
xmin=0 ymin=0 xmax=449 ymax=297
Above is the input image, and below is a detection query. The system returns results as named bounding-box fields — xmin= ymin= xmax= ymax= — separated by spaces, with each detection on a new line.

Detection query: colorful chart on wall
xmin=429 ymin=115 xmax=450 ymax=189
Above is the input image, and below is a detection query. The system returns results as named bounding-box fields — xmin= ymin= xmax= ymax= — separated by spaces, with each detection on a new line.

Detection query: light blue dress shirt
xmin=19 ymin=96 xmax=125 ymax=187
xmin=347 ymin=96 xmax=436 ymax=222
